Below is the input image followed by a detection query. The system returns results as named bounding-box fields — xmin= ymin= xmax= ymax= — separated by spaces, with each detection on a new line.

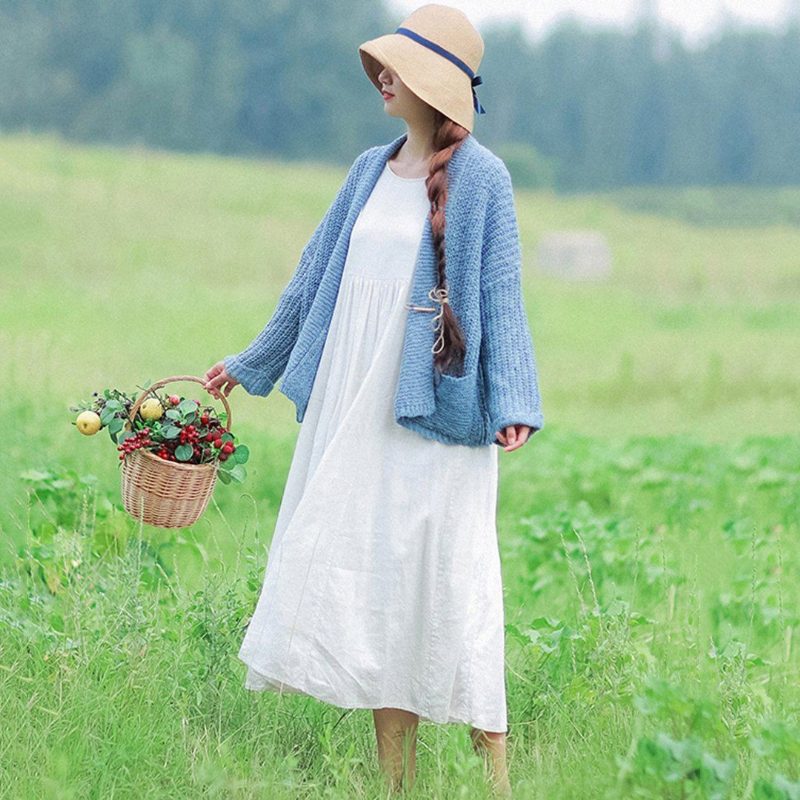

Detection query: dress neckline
xmin=385 ymin=161 xmax=428 ymax=182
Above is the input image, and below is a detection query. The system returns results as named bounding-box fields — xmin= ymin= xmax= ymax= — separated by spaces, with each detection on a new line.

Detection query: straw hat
xmin=358 ymin=4 xmax=486 ymax=133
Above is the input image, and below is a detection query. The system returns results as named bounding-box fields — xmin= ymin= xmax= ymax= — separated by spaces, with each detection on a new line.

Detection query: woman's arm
xmin=478 ymin=161 xmax=544 ymax=445
xmin=222 ymin=152 xmax=369 ymax=396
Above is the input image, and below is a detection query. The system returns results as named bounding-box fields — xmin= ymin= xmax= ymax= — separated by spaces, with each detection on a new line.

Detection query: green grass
xmin=602 ymin=184 xmax=800 ymax=228
xmin=1 ymin=131 xmax=799 ymax=798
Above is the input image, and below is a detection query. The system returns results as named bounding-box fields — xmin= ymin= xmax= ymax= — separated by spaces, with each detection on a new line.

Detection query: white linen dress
xmin=238 ymin=160 xmax=508 ymax=732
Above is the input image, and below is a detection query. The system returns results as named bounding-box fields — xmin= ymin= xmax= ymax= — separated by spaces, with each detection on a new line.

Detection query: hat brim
xmin=358 ymin=33 xmax=475 ymax=132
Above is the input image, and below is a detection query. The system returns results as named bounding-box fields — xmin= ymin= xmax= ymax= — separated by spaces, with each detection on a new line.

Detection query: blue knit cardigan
xmin=223 ymin=131 xmax=544 ymax=447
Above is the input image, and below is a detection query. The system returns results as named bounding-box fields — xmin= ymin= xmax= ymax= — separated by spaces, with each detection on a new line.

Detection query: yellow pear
xmin=76 ymin=410 xmax=102 ymax=436
xmin=140 ymin=398 xmax=164 ymax=421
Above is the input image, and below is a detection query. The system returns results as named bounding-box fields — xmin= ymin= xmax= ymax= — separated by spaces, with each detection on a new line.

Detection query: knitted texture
xmin=224 ymin=131 xmax=544 ymax=447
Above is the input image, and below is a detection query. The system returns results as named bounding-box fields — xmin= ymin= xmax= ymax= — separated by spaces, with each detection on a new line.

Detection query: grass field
xmin=1 ymin=132 xmax=798 ymax=798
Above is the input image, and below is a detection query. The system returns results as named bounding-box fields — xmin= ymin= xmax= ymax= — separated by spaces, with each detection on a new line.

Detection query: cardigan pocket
xmin=476 ymin=358 xmax=491 ymax=443
xmin=432 ymin=370 xmax=484 ymax=442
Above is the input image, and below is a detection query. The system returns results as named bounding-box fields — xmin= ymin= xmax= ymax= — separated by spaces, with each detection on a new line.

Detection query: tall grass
xmin=2 ymin=434 xmax=798 ymax=798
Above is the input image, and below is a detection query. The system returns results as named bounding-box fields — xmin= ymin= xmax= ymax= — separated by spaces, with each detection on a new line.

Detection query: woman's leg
xmin=372 ymin=708 xmax=420 ymax=792
xmin=470 ymin=727 xmax=512 ymax=797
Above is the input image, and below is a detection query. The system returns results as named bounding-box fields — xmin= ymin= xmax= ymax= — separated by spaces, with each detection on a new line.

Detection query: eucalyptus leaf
xmin=228 ymin=464 xmax=246 ymax=483
xmin=178 ymin=400 xmax=198 ymax=415
xmin=175 ymin=444 xmax=193 ymax=462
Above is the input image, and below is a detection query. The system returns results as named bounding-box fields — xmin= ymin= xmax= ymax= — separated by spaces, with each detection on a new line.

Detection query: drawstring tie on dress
xmin=406 ymin=286 xmax=449 ymax=354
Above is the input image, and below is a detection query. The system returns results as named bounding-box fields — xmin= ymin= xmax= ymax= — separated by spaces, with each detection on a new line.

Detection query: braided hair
xmin=423 ymin=111 xmax=470 ymax=376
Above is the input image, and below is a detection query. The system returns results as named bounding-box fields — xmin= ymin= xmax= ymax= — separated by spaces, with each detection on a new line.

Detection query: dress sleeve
xmin=478 ymin=161 xmax=544 ymax=444
xmin=223 ymin=152 xmax=368 ymax=396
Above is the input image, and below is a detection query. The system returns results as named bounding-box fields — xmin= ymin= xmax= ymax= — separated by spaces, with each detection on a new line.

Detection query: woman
xmin=204 ymin=5 xmax=543 ymax=795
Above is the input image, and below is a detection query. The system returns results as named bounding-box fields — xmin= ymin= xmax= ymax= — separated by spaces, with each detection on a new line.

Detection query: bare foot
xmin=373 ymin=708 xmax=420 ymax=793
xmin=470 ymin=727 xmax=512 ymax=797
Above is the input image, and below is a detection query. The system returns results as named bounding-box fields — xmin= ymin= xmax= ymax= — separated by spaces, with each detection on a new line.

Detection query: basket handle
xmin=127 ymin=375 xmax=233 ymax=431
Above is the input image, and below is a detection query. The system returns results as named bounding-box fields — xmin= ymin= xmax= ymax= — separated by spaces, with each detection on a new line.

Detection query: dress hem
xmin=239 ymin=657 xmax=508 ymax=734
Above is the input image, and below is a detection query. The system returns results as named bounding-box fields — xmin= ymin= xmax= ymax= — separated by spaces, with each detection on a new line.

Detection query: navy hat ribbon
xmin=394 ymin=26 xmax=486 ymax=114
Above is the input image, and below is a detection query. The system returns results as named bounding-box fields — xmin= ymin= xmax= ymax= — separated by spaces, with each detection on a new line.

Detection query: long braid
xmin=425 ymin=112 xmax=469 ymax=375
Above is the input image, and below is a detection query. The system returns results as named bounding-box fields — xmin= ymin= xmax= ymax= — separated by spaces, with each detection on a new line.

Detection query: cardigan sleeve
xmin=478 ymin=161 xmax=544 ymax=444
xmin=222 ymin=152 xmax=367 ymax=396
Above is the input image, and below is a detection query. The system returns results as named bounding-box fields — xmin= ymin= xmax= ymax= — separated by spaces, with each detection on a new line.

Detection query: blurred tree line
xmin=0 ymin=0 xmax=798 ymax=190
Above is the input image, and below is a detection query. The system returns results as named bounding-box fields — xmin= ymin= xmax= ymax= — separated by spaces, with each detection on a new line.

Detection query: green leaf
xmin=217 ymin=469 xmax=231 ymax=484
xmin=20 ymin=469 xmax=54 ymax=482
xmin=175 ymin=444 xmax=194 ymax=462
xmin=178 ymin=399 xmax=198 ymax=415
xmin=233 ymin=445 xmax=249 ymax=464
xmin=228 ymin=464 xmax=247 ymax=483
xmin=162 ymin=426 xmax=181 ymax=439
xmin=108 ymin=417 xmax=124 ymax=435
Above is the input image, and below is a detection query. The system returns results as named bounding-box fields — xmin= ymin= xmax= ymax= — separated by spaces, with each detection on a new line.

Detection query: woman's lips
xmin=382 ymin=91 xmax=394 ymax=100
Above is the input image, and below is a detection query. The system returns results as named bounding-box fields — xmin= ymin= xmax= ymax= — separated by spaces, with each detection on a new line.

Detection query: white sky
xmin=388 ymin=0 xmax=794 ymax=45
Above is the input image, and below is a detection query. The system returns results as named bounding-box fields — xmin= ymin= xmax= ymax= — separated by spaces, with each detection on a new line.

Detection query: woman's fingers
xmin=503 ymin=426 xmax=523 ymax=451
xmin=499 ymin=424 xmax=532 ymax=452
xmin=203 ymin=362 xmax=238 ymax=399
xmin=202 ymin=362 xmax=222 ymax=385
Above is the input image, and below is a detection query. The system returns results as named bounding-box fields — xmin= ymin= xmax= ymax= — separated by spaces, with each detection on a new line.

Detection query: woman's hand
xmin=203 ymin=361 xmax=240 ymax=400
xmin=496 ymin=424 xmax=534 ymax=452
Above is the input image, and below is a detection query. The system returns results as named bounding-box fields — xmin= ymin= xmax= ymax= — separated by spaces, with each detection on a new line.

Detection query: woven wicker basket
xmin=120 ymin=375 xmax=234 ymax=529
